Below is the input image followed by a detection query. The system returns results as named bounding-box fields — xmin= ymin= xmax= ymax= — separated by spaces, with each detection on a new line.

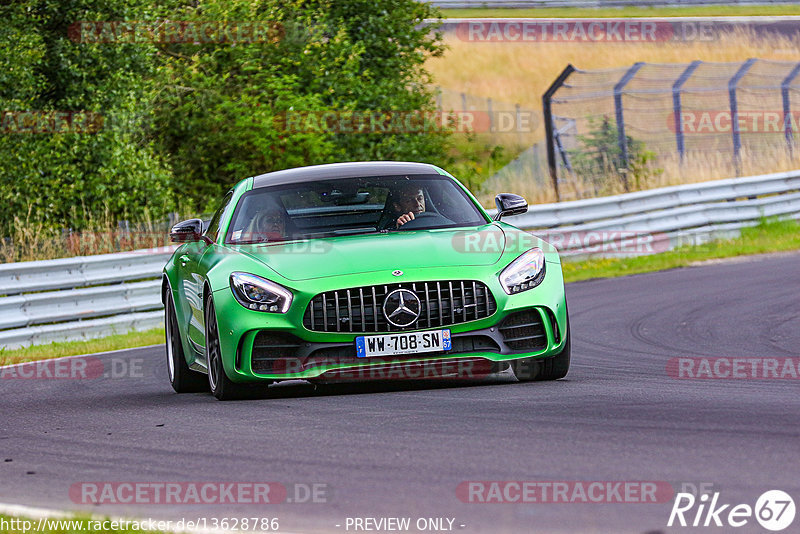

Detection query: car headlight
xmin=230 ymin=272 xmax=293 ymax=313
xmin=499 ymin=248 xmax=546 ymax=295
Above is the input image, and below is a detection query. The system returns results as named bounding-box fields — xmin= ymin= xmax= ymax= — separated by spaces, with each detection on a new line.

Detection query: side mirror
xmin=170 ymin=218 xmax=208 ymax=243
xmin=493 ymin=193 xmax=528 ymax=221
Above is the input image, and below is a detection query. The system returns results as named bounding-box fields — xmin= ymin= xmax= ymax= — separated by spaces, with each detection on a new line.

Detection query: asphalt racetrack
xmin=2 ymin=252 xmax=799 ymax=533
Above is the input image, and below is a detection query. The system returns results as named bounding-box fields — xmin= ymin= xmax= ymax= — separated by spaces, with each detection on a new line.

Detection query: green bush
xmin=151 ymin=0 xmax=450 ymax=211
xmin=569 ymin=116 xmax=662 ymax=195
xmin=0 ymin=1 xmax=172 ymax=233
xmin=1 ymin=0 xmax=449 ymax=234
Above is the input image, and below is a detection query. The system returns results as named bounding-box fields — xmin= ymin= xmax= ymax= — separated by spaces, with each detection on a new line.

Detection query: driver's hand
xmin=396 ymin=212 xmax=415 ymax=228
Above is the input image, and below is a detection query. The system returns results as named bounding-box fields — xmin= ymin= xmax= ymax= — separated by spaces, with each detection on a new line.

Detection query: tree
xmin=1 ymin=0 xmax=450 ymax=233
xmin=150 ymin=0 xmax=448 ymax=211
xmin=0 ymin=0 xmax=172 ymax=234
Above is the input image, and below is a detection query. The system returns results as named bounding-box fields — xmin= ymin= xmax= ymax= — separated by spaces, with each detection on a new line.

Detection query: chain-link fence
xmin=544 ymin=59 xmax=800 ymax=201
xmin=434 ymin=86 xmax=542 ymax=143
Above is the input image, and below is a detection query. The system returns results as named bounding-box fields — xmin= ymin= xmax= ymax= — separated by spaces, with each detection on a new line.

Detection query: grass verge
xmin=1 ymin=219 xmax=798 ymax=365
xmin=0 ymin=328 xmax=164 ymax=367
xmin=0 ymin=514 xmax=165 ymax=534
xmin=562 ymin=218 xmax=800 ymax=282
xmin=440 ymin=6 xmax=800 ymax=18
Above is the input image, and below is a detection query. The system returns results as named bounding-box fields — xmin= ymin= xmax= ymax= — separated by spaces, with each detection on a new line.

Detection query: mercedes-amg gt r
xmin=163 ymin=161 xmax=570 ymax=400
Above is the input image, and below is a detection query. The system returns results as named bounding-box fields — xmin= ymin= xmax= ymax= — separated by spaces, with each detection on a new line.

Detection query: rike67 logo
xmin=668 ymin=490 xmax=795 ymax=531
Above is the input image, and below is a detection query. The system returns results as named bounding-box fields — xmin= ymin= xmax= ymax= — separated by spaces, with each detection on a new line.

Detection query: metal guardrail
xmin=502 ymin=169 xmax=800 ymax=259
xmin=507 ymin=171 xmax=800 ymax=227
xmin=0 ymin=249 xmax=174 ymax=350
xmin=1 ymin=170 xmax=799 ymax=349
xmin=0 ymin=249 xmax=174 ymax=295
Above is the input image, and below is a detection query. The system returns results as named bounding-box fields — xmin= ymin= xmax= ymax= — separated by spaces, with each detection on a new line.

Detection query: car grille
xmin=303 ymin=334 xmax=500 ymax=368
xmin=498 ymin=310 xmax=548 ymax=351
xmin=251 ymin=332 xmax=303 ymax=373
xmin=302 ymin=281 xmax=497 ymax=333
xmin=249 ymin=333 xmax=500 ymax=375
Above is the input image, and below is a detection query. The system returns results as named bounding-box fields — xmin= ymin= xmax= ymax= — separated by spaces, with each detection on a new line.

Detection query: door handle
xmin=179 ymin=254 xmax=190 ymax=266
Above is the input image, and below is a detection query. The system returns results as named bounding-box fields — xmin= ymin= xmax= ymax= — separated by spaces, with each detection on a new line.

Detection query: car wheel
xmin=165 ymin=295 xmax=208 ymax=393
xmin=205 ymin=295 xmax=252 ymax=400
xmin=512 ymin=312 xmax=571 ymax=382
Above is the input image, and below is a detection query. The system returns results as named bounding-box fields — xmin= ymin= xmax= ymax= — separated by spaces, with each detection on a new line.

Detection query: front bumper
xmin=211 ymin=262 xmax=568 ymax=382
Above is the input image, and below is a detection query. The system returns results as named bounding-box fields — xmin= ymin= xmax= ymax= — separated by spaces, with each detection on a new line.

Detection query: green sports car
xmin=163 ymin=161 xmax=570 ymax=400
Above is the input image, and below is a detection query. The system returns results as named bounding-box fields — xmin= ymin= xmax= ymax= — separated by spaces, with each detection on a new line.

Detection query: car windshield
xmin=225 ymin=174 xmax=488 ymax=244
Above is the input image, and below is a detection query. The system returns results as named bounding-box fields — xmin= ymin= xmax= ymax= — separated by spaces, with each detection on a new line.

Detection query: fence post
xmin=543 ymin=64 xmax=576 ymax=203
xmin=614 ymin=62 xmax=644 ymax=191
xmin=672 ymin=60 xmax=702 ymax=162
xmin=554 ymin=124 xmax=572 ymax=172
xmin=781 ymin=62 xmax=800 ymax=156
xmin=729 ymin=58 xmax=756 ymax=175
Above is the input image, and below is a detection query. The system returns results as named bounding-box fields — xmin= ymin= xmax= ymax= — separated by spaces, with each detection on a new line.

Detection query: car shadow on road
xmin=227 ymin=370 xmax=520 ymax=400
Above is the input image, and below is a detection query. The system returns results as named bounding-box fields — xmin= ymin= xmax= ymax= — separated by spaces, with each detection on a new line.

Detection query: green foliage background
xmin=569 ymin=116 xmax=662 ymax=196
xmin=0 ymin=0 xmax=447 ymax=231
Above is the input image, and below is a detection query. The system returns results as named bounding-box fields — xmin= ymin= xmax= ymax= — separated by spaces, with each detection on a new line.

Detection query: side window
xmin=204 ymin=191 xmax=234 ymax=242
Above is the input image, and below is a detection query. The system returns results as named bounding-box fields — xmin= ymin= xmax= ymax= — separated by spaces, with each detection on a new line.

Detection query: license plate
xmin=355 ymin=329 xmax=451 ymax=358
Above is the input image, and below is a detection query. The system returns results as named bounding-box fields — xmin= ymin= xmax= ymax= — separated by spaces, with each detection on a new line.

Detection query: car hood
xmin=228 ymin=225 xmax=509 ymax=281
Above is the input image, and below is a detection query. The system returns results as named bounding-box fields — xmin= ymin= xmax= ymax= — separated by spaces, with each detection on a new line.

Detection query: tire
xmin=165 ymin=294 xmax=207 ymax=393
xmin=512 ymin=312 xmax=571 ymax=382
xmin=205 ymin=295 xmax=253 ymax=400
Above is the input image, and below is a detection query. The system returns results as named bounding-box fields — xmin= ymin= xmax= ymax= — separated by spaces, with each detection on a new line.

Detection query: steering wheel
xmin=396 ymin=211 xmax=451 ymax=230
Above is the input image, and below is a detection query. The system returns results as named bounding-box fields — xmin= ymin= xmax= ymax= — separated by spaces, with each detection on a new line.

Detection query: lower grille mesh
xmin=498 ymin=310 xmax=547 ymax=351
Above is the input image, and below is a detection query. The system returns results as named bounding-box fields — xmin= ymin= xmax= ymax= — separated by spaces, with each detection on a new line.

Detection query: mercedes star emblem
xmin=382 ymin=289 xmax=421 ymax=328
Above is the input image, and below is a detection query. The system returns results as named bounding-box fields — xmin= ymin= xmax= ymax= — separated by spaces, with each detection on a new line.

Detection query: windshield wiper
xmin=332 ymin=227 xmax=381 ymax=236
xmin=298 ymin=227 xmax=383 ymax=238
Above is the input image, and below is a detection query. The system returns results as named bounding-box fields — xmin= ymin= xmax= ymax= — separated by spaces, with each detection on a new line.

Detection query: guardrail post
xmin=672 ymin=60 xmax=702 ymax=162
xmin=614 ymin=62 xmax=645 ymax=191
xmin=543 ymin=64 xmax=576 ymax=203
xmin=729 ymin=58 xmax=756 ymax=176
xmin=781 ymin=62 xmax=800 ymax=156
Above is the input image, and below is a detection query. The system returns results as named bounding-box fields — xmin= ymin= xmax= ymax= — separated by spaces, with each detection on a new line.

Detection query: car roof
xmin=251 ymin=161 xmax=443 ymax=189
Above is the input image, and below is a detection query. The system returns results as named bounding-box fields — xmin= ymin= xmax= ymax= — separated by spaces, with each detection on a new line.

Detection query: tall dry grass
xmin=429 ymin=29 xmax=800 ymax=202
xmin=427 ymin=29 xmax=800 ymax=109
xmin=477 ymin=143 xmax=800 ymax=206
xmin=0 ymin=207 xmax=182 ymax=263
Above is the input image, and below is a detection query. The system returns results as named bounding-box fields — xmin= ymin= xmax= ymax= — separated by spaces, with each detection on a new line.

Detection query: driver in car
xmin=392 ymin=184 xmax=426 ymax=228
xmin=246 ymin=203 xmax=287 ymax=242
